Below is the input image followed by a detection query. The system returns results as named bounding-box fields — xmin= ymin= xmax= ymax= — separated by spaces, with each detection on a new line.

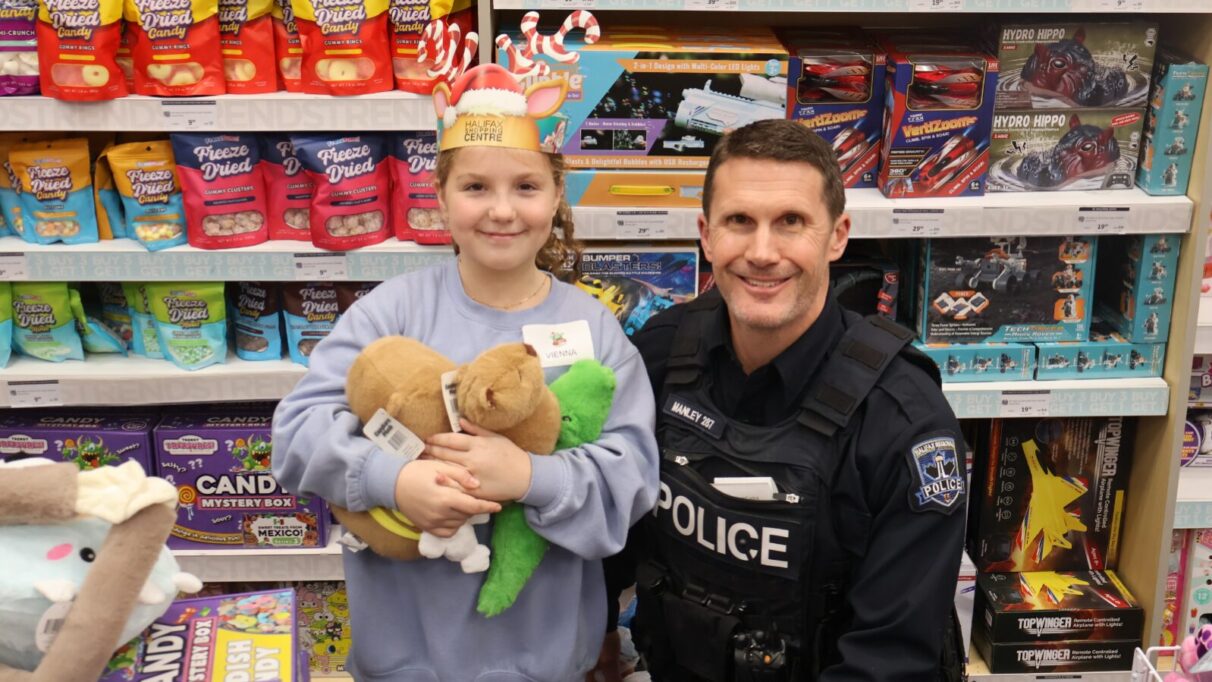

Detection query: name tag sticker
xmin=712 ymin=476 xmax=778 ymax=501
xmin=662 ymin=394 xmax=725 ymax=439
xmin=522 ymin=320 xmax=595 ymax=368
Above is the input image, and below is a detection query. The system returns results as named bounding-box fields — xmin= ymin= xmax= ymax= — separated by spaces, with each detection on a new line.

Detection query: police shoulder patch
xmin=906 ymin=434 xmax=965 ymax=514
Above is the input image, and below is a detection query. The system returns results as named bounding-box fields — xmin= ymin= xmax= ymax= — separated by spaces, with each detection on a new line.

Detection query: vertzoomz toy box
xmin=577 ymin=245 xmax=698 ymax=336
xmin=918 ymin=236 xmax=1097 ymax=344
xmin=1138 ymin=48 xmax=1208 ymax=196
xmin=987 ymin=109 xmax=1144 ymax=192
xmin=0 ymin=412 xmax=155 ymax=470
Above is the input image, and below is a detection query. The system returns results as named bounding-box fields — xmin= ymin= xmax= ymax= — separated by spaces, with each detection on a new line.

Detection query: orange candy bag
xmin=220 ymin=0 xmax=278 ymax=93
xmin=124 ymin=0 xmax=225 ymax=96
xmin=290 ymin=0 xmax=391 ymax=95
xmin=36 ymin=0 xmax=128 ymax=100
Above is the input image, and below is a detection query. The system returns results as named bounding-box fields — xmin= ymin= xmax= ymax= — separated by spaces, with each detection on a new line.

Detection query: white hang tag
xmin=712 ymin=476 xmax=779 ymax=501
xmin=363 ymin=408 xmax=425 ymax=461
xmin=35 ymin=600 xmax=73 ymax=653
xmin=440 ymin=370 xmax=464 ymax=433
xmin=521 ymin=320 xmax=595 ymax=368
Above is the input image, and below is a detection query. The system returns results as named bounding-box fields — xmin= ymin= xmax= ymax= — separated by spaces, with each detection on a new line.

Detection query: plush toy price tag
xmin=363 ymin=408 xmax=425 ymax=460
xmin=35 ymin=600 xmax=72 ymax=653
xmin=440 ymin=370 xmax=464 ymax=433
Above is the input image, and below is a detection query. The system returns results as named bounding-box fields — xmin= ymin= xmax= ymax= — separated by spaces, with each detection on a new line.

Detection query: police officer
xmin=599 ymin=120 xmax=967 ymax=681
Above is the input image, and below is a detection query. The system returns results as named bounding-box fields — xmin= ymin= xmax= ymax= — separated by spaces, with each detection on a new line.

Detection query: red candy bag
xmin=270 ymin=0 xmax=302 ymax=91
xmin=389 ymin=0 xmax=471 ymax=94
xmin=261 ymin=134 xmax=314 ymax=241
xmin=36 ymin=0 xmax=127 ymax=100
xmin=290 ymin=0 xmax=390 ymax=95
xmin=171 ymin=133 xmax=270 ymax=250
xmin=292 ymin=134 xmax=390 ymax=251
xmin=220 ymin=0 xmax=278 ymax=93
xmin=125 ymin=0 xmax=225 ymax=96
xmin=389 ymin=131 xmax=447 ymax=245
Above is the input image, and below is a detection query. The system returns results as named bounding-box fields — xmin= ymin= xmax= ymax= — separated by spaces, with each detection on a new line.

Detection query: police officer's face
xmin=699 ymin=157 xmax=849 ymax=343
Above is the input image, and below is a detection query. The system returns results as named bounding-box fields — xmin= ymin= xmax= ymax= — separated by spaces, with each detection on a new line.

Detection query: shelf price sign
xmin=908 ymin=0 xmax=962 ymax=9
xmin=998 ymin=390 xmax=1051 ymax=418
xmin=891 ymin=208 xmax=945 ymax=237
xmin=1076 ymin=0 xmax=1144 ymax=10
xmin=1075 ymin=206 xmax=1129 ymax=234
xmin=0 ymin=252 xmax=28 ymax=280
xmin=161 ymin=100 xmax=219 ymax=131
xmin=615 ymin=210 xmax=671 ymax=239
xmin=684 ymin=0 xmax=738 ymax=10
xmin=293 ymin=253 xmax=349 ymax=281
xmin=6 ymin=380 xmax=62 ymax=408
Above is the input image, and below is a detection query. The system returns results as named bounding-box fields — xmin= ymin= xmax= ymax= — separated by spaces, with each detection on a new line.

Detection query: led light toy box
xmin=1138 ymin=48 xmax=1208 ymax=196
xmin=913 ymin=341 xmax=1035 ymax=383
xmin=918 ymin=236 xmax=1097 ymax=343
xmin=780 ymin=30 xmax=886 ymax=188
xmin=577 ymin=245 xmax=698 ymax=336
xmin=565 ymin=170 xmax=703 ymax=208
xmin=1096 ymin=233 xmax=1180 ymax=343
xmin=876 ymin=44 xmax=998 ymax=198
xmin=993 ymin=22 xmax=1159 ymax=111
xmin=497 ymin=27 xmax=789 ymax=170
xmin=1034 ymin=324 xmax=1165 ymax=380
xmin=154 ymin=412 xmax=329 ymax=549
xmin=987 ymin=109 xmax=1144 ymax=192
xmin=0 ymin=412 xmax=155 ymax=471
xmin=970 ymin=417 xmax=1133 ymax=573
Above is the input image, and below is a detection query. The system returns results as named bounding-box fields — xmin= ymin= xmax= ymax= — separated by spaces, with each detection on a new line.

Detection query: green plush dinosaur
xmin=476 ymin=359 xmax=617 ymax=617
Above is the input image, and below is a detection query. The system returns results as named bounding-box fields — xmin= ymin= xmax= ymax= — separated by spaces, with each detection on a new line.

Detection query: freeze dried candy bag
xmin=261 ymin=133 xmax=313 ymax=240
xmin=69 ymin=287 xmax=126 ymax=354
xmin=124 ymin=0 xmax=224 ymax=96
xmin=0 ymin=137 xmax=19 ymax=239
xmin=0 ymin=282 xmax=11 ymax=368
xmin=282 ymin=281 xmax=337 ymax=366
xmin=290 ymin=0 xmax=390 ymax=95
xmin=0 ymin=0 xmax=39 ymax=96
xmin=97 ymin=282 xmax=132 ymax=348
xmin=389 ymin=0 xmax=471 ymax=94
xmin=9 ymin=138 xmax=99 ymax=245
xmin=171 ymin=133 xmax=269 ymax=249
xmin=147 ymin=282 xmax=227 ymax=370
xmin=123 ymin=281 xmax=162 ymax=358
xmin=11 ymin=282 xmax=83 ymax=362
xmin=293 ymin=134 xmax=390 ymax=251
xmin=109 ymin=140 xmax=189 ymax=250
xmin=36 ymin=0 xmax=126 ymax=100
xmin=228 ymin=281 xmax=282 ymax=360
xmin=270 ymin=0 xmax=300 ymax=90
xmin=219 ymin=0 xmax=277 ymax=93
xmin=115 ymin=23 xmax=134 ymax=88
xmin=93 ymin=145 xmax=125 ymax=239
xmin=389 ymin=131 xmax=446 ymax=244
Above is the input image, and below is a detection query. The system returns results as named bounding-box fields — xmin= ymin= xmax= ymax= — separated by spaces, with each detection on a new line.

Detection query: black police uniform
xmin=605 ymin=289 xmax=967 ymax=682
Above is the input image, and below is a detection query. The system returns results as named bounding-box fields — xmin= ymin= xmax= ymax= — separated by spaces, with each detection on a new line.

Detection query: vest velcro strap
xmin=868 ymin=312 xmax=915 ymax=341
xmin=839 ymin=337 xmax=887 ymax=371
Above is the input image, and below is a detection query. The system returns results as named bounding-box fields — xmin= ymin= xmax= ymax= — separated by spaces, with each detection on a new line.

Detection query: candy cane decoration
xmin=420 ymin=19 xmax=478 ymax=83
xmin=497 ymin=10 xmax=599 ymax=78
xmin=496 ymin=33 xmax=550 ymax=79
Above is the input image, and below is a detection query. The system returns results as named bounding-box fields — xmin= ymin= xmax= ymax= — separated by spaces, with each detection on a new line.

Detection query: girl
xmin=271 ymin=62 xmax=660 ymax=681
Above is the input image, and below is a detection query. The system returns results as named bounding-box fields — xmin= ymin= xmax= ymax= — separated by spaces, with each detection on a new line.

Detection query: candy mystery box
xmin=154 ymin=413 xmax=328 ymax=549
xmin=1096 ymin=233 xmax=1180 ymax=343
xmin=0 ymin=412 xmax=155 ymax=471
xmin=969 ymin=417 xmax=1133 ymax=573
xmin=99 ymin=588 xmax=306 ymax=682
xmin=987 ymin=109 xmax=1144 ymax=192
xmin=1138 ymin=48 xmax=1208 ymax=196
xmin=576 ymin=245 xmax=698 ymax=336
xmin=993 ymin=22 xmax=1159 ymax=110
xmin=918 ymin=236 xmax=1097 ymax=343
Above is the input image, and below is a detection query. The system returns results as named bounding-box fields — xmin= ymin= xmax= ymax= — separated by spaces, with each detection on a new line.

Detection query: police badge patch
xmin=907 ymin=435 xmax=965 ymax=513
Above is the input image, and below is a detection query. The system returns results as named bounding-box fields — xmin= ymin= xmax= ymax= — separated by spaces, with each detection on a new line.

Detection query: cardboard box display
xmin=564 ymin=170 xmax=704 ymax=209
xmin=576 ymin=245 xmax=699 ymax=336
xmin=1182 ymin=529 xmax=1212 ymax=638
xmin=914 ymin=341 xmax=1036 ymax=383
xmin=970 ymin=417 xmax=1133 ymax=573
xmin=1034 ymin=323 xmax=1165 ymax=380
xmin=295 ymin=582 xmax=351 ymax=676
xmin=987 ymin=109 xmax=1144 ymax=192
xmin=1138 ymin=48 xmax=1208 ymax=196
xmin=0 ymin=412 xmax=155 ymax=472
xmin=918 ymin=236 xmax=1097 ymax=343
xmin=976 ymin=570 xmax=1144 ymax=643
xmin=1096 ymin=233 xmax=1180 ymax=343
xmin=994 ymin=22 xmax=1159 ymax=110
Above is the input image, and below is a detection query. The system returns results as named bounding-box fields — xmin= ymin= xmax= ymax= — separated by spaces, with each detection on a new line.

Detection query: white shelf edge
xmin=943 ymin=377 xmax=1169 ymax=419
xmin=1174 ymin=467 xmax=1212 ymax=529
xmin=173 ymin=531 xmax=345 ymax=583
xmin=496 ymin=0 xmax=1208 ymax=11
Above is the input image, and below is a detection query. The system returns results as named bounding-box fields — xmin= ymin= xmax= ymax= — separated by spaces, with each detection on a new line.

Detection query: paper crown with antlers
xmin=423 ymin=11 xmax=600 ymax=153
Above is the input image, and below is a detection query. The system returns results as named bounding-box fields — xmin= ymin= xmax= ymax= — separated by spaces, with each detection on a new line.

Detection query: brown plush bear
xmin=332 ymin=336 xmax=561 ymax=562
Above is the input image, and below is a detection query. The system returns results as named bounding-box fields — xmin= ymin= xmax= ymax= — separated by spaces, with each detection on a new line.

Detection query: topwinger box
xmin=976 ymin=570 xmax=1144 ymax=643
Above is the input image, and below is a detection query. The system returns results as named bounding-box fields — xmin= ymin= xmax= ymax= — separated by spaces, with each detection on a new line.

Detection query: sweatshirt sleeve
xmin=271 ymin=299 xmax=407 ymax=513
xmin=519 ymin=323 xmax=661 ymax=561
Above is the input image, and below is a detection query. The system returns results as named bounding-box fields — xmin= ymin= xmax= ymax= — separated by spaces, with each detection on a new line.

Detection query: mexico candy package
xmin=8 ymin=137 xmax=99 ymax=245
xmin=93 ymin=145 xmax=126 ymax=239
xmin=389 ymin=131 xmax=446 ymax=244
xmin=389 ymin=0 xmax=471 ymax=93
xmin=122 ymin=281 xmax=163 ymax=358
xmin=171 ymin=133 xmax=270 ymax=249
xmin=220 ymin=0 xmax=277 ymax=93
xmin=109 ymin=140 xmax=189 ymax=251
xmin=69 ymin=287 xmax=127 ymax=354
xmin=0 ymin=282 xmax=11 ymax=368
xmin=36 ymin=0 xmax=126 ymax=100
xmin=292 ymin=133 xmax=390 ymax=251
xmin=0 ymin=0 xmax=39 ymax=96
xmin=228 ymin=281 xmax=282 ymax=360
xmin=290 ymin=0 xmax=390 ymax=95
xmin=261 ymin=133 xmax=313 ymax=240
xmin=11 ymin=282 xmax=84 ymax=362
xmin=282 ymin=281 xmax=336 ymax=366
xmin=97 ymin=282 xmax=133 ymax=348
xmin=270 ymin=0 xmax=301 ymax=90
xmin=124 ymin=0 xmax=225 ymax=96
xmin=146 ymin=281 xmax=227 ymax=370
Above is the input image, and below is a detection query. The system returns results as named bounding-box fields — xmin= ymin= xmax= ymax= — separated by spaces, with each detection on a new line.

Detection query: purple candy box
xmin=0 ymin=0 xmax=39 ymax=96
xmin=0 ymin=412 xmax=155 ymax=472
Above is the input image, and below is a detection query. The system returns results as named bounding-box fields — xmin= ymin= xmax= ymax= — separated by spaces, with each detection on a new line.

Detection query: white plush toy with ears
xmin=418 ymin=514 xmax=492 ymax=573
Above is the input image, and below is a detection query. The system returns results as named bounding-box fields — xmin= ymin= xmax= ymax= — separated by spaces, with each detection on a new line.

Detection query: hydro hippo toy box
xmin=1035 ymin=322 xmax=1166 ymax=380
xmin=970 ymin=417 xmax=1133 ymax=573
xmin=913 ymin=341 xmax=1035 ymax=383
xmin=994 ymin=22 xmax=1158 ymax=110
xmin=0 ymin=412 xmax=155 ymax=470
xmin=1138 ymin=48 xmax=1208 ymax=196
xmin=1096 ymin=233 xmax=1180 ymax=343
xmin=918 ymin=236 xmax=1097 ymax=343
xmin=577 ymin=245 xmax=698 ymax=336
xmin=564 ymin=170 xmax=704 ymax=209
xmin=155 ymin=412 xmax=328 ymax=549
xmin=988 ymin=109 xmax=1144 ymax=192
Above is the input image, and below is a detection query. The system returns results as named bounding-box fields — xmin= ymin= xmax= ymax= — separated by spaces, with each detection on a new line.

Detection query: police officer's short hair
xmin=702 ymin=119 xmax=846 ymax=222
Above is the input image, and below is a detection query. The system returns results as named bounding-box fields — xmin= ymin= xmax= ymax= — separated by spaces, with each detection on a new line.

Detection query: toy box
xmin=99 ymin=588 xmax=306 ymax=682
xmin=497 ymin=27 xmax=789 ymax=170
xmin=155 ymin=412 xmax=329 ymax=549
xmin=1034 ymin=324 xmax=1165 ymax=380
xmin=1163 ymin=529 xmax=1191 ymax=645
xmin=1182 ymin=529 xmax=1212 ymax=638
xmin=970 ymin=416 xmax=1134 ymax=573
xmin=993 ymin=22 xmax=1158 ymax=111
xmin=1191 ymin=355 xmax=1212 ymax=405
xmin=1138 ymin=48 xmax=1208 ymax=196
xmin=913 ymin=341 xmax=1035 ymax=383
xmin=957 ymin=551 xmax=977 ymax=663
xmin=0 ymin=412 xmax=155 ymax=471
xmin=830 ymin=255 xmax=898 ymax=319
xmin=564 ymin=170 xmax=703 ymax=209
xmin=576 ymin=245 xmax=699 ymax=336
xmin=1185 ymin=412 xmax=1212 ymax=467
xmin=294 ymin=581 xmax=351 ymax=676
xmin=988 ymin=109 xmax=1144 ymax=192
xmin=1096 ymin=233 xmax=1180 ymax=343
xmin=918 ymin=236 xmax=1097 ymax=343
xmin=781 ymin=30 xmax=886 ymax=188
xmin=877 ymin=44 xmax=998 ymax=198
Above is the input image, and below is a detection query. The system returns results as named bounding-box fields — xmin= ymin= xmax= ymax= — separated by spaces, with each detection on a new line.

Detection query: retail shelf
xmin=1195 ymin=298 xmax=1212 ymax=356
xmin=0 ymin=91 xmax=434 ymax=132
xmin=174 ymin=535 xmax=345 ymax=583
xmin=1174 ymin=467 xmax=1212 ymax=529
xmin=0 ymin=237 xmax=452 ymax=282
xmin=942 ymin=377 xmax=1169 ymax=419
xmin=0 ymin=354 xmax=305 ymax=408
xmin=494 ymin=0 xmax=1205 ymax=12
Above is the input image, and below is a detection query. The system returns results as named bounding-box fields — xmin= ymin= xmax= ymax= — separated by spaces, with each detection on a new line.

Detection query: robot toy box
xmin=576 ymin=245 xmax=698 ymax=336
xmin=1096 ymin=233 xmax=1180 ymax=343
xmin=970 ymin=417 xmax=1134 ymax=574
xmin=1138 ymin=48 xmax=1208 ymax=196
xmin=1035 ymin=322 xmax=1165 ymax=380
xmin=780 ymin=29 xmax=886 ymax=188
xmin=497 ymin=25 xmax=788 ymax=170
xmin=0 ymin=411 xmax=155 ymax=471
xmin=913 ymin=341 xmax=1036 ymax=383
xmin=918 ymin=236 xmax=1097 ymax=344
xmin=564 ymin=170 xmax=704 ymax=209
xmin=876 ymin=43 xmax=998 ymax=198
xmin=987 ymin=109 xmax=1144 ymax=192
xmin=99 ymin=588 xmax=308 ymax=682
xmin=974 ymin=570 xmax=1142 ymax=674
xmin=993 ymin=22 xmax=1158 ymax=111
xmin=154 ymin=411 xmax=329 ymax=550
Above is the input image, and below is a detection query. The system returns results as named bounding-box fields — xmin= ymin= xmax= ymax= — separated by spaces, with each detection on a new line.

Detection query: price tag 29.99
xmin=998 ymin=390 xmax=1051 ymax=418
xmin=615 ymin=210 xmax=670 ymax=239
xmin=908 ymin=0 xmax=962 ymax=9
xmin=891 ymin=208 xmax=945 ymax=237
xmin=293 ymin=253 xmax=349 ymax=281
xmin=684 ymin=0 xmax=738 ymax=11
xmin=1076 ymin=206 xmax=1129 ymax=234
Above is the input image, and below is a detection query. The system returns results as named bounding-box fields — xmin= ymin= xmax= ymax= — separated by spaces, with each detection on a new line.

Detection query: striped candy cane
xmin=498 ymin=10 xmax=599 ymax=77
xmin=496 ymin=33 xmax=550 ymax=79
xmin=420 ymin=20 xmax=478 ymax=82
